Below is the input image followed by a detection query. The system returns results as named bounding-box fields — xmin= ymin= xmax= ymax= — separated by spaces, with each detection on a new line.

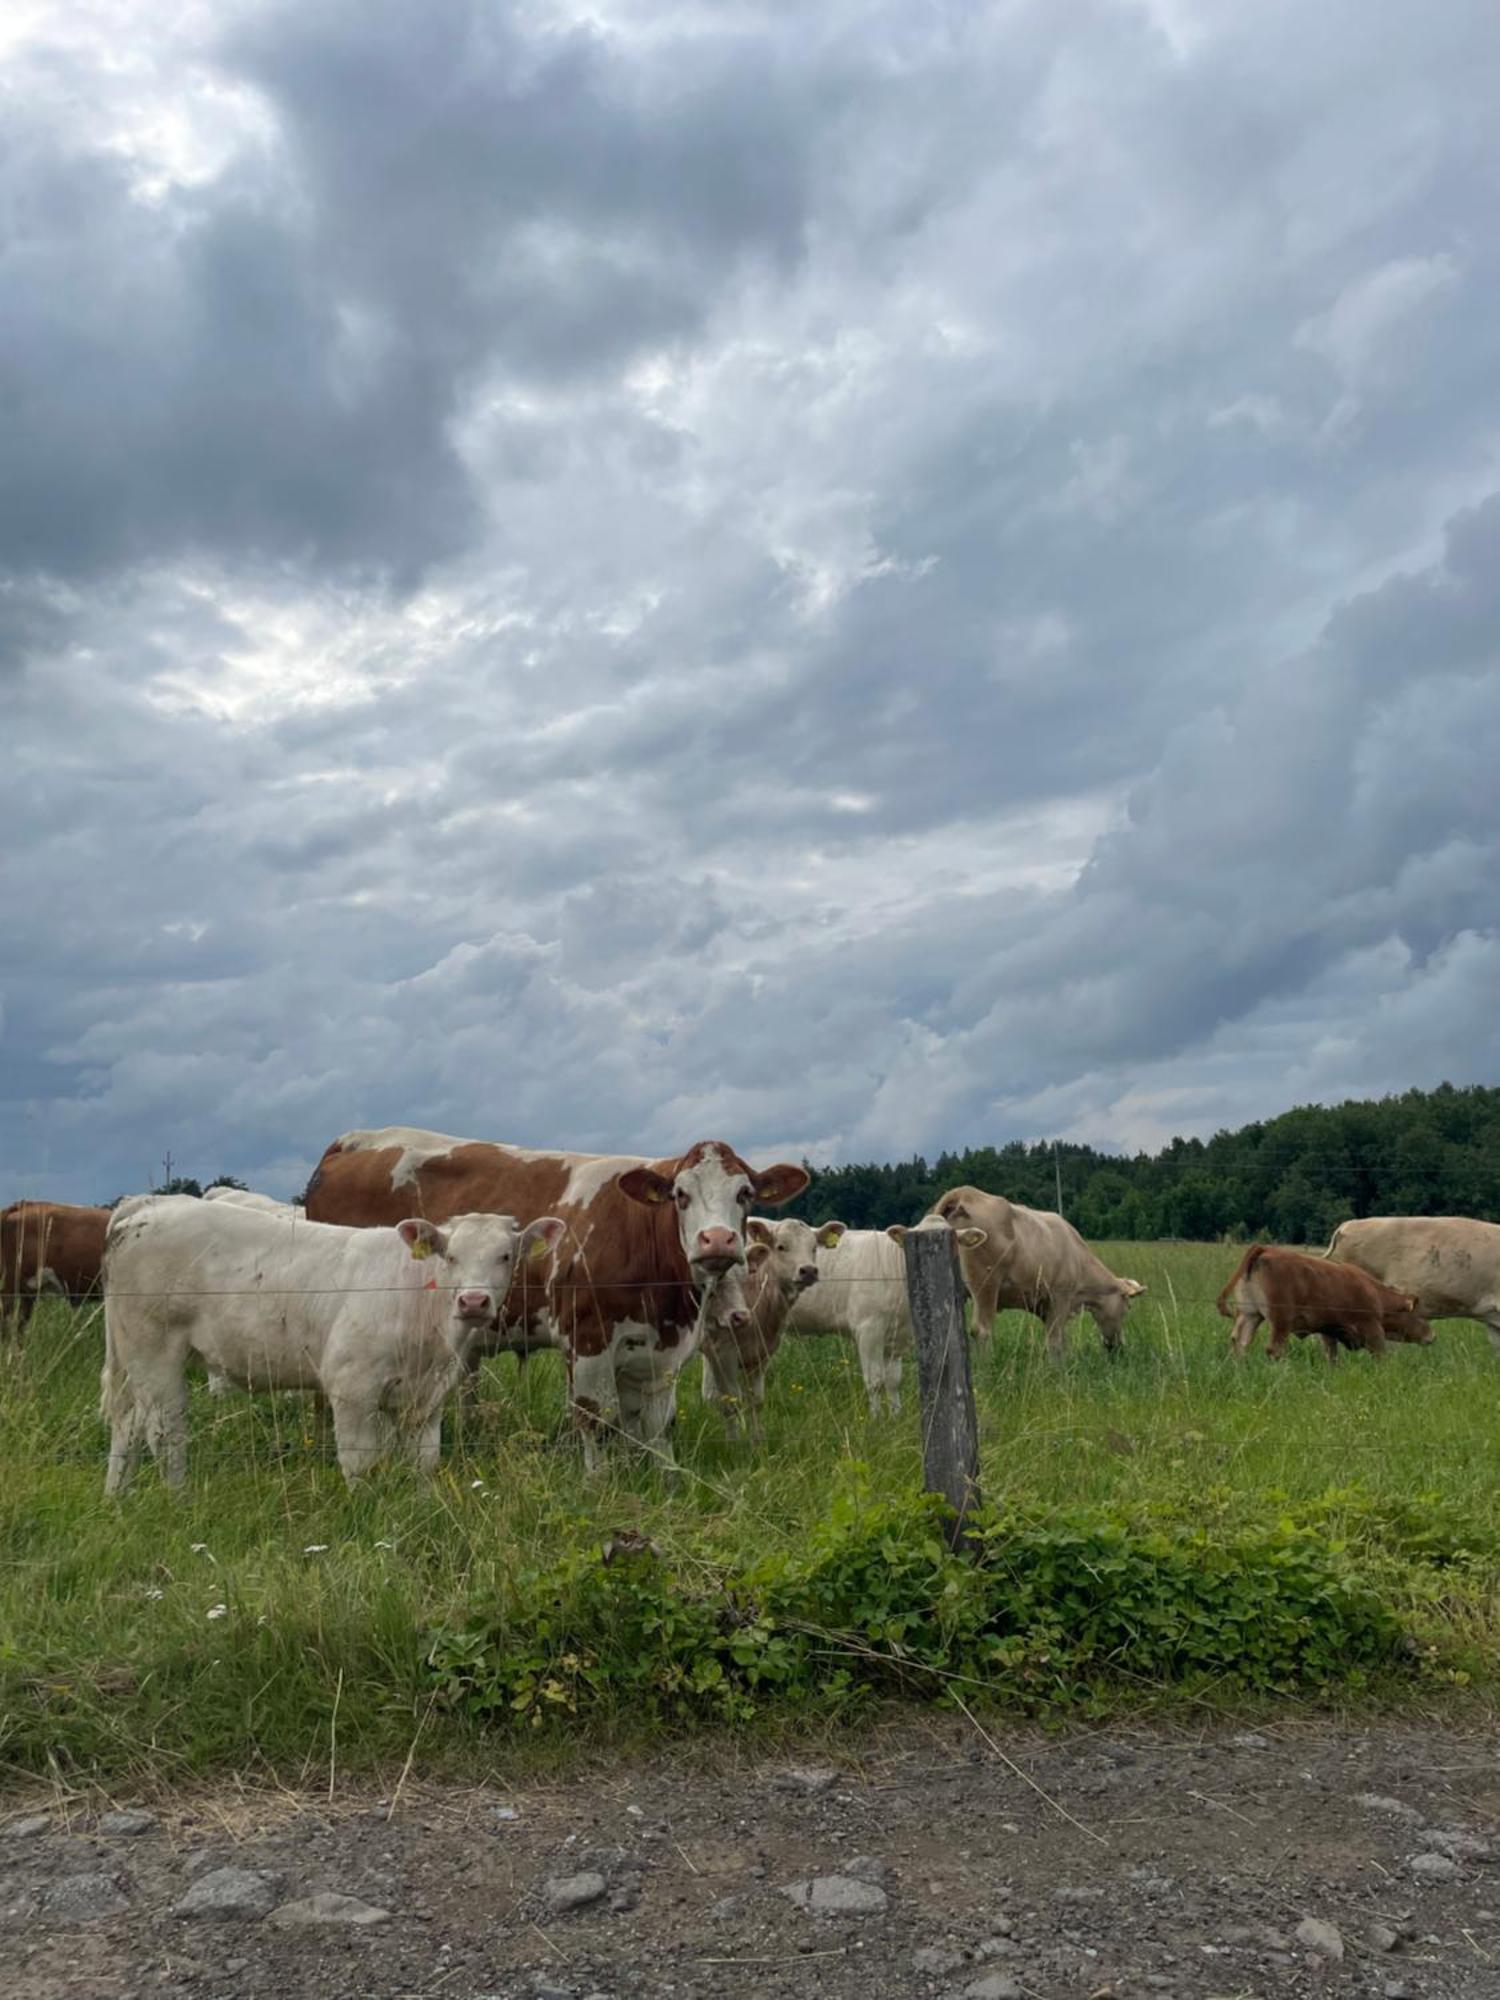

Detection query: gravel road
xmin=5 ymin=1720 xmax=1499 ymax=1998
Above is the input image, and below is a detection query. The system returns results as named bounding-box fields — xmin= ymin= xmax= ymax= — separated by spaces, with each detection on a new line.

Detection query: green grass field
xmin=4 ymin=1240 xmax=1499 ymax=1793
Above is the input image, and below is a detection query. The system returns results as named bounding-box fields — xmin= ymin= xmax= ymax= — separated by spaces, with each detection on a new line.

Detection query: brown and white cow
xmin=304 ymin=1126 xmax=809 ymax=1471
xmin=1 ymin=1201 xmax=111 ymax=1329
xmin=1217 ymin=1243 xmax=1434 ymax=1362
xmin=699 ymin=1216 xmax=845 ymax=1443
xmin=924 ymin=1186 xmax=1146 ymax=1358
xmin=1326 ymin=1216 xmax=1500 ymax=1355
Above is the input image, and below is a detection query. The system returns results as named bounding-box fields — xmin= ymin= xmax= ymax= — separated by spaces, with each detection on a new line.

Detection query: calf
xmin=1217 ymin=1243 xmax=1434 ymax=1363
xmin=100 ymin=1195 xmax=563 ymax=1492
xmin=699 ymin=1217 xmax=845 ymax=1442
xmin=1 ymin=1201 xmax=110 ymax=1329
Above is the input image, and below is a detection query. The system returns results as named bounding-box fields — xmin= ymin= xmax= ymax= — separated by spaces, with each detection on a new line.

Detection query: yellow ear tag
xmin=409 ymin=1238 xmax=433 ymax=1261
xmin=527 ymin=1235 xmax=552 ymax=1263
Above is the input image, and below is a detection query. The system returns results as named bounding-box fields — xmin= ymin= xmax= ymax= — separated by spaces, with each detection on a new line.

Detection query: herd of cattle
xmin=3 ymin=1124 xmax=1500 ymax=1495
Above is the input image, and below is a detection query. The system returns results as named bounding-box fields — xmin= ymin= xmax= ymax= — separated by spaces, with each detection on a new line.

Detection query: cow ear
xmin=885 ymin=1224 xmax=908 ymax=1245
xmin=817 ymin=1220 xmax=847 ymax=1249
xmin=398 ymin=1217 xmax=446 ymax=1260
xmin=956 ymin=1226 xmax=987 ymax=1248
xmin=751 ymin=1162 xmax=810 ymax=1207
xmin=746 ymin=1241 xmax=772 ymax=1270
xmin=521 ymin=1216 xmax=565 ymax=1262
xmin=617 ymin=1167 xmax=674 ymax=1206
xmin=745 ymin=1217 xmax=774 ymax=1246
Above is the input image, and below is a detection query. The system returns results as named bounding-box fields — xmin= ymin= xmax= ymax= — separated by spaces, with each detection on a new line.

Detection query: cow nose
xmin=694 ymin=1226 xmax=739 ymax=1270
xmin=455 ymin=1289 xmax=492 ymax=1317
xmin=797 ymin=1265 xmax=818 ymax=1287
xmin=728 ymin=1309 xmax=751 ymax=1333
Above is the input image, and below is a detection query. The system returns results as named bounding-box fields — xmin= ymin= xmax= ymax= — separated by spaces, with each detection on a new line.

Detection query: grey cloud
xmin=3 ymin=0 xmax=1499 ymax=1200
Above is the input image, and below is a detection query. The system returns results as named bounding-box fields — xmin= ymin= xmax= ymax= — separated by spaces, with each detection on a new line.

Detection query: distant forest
xmin=779 ymin=1083 xmax=1500 ymax=1242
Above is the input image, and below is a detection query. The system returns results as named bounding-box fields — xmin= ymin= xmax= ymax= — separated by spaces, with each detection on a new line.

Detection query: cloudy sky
xmin=4 ymin=0 xmax=1499 ymax=1203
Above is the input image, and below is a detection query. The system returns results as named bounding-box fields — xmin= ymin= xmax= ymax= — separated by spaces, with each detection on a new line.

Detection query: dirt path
xmin=5 ymin=1721 xmax=1499 ymax=1998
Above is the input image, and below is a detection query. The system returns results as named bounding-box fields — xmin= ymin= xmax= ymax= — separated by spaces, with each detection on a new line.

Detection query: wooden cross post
xmin=901 ymin=1220 xmax=982 ymax=1551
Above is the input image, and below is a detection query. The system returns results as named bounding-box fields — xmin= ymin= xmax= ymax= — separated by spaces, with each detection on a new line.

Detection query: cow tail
xmin=98 ymin=1267 xmax=133 ymax=1429
xmin=1323 ymin=1223 xmax=1345 ymax=1259
xmin=1215 ymin=1242 xmax=1264 ymax=1318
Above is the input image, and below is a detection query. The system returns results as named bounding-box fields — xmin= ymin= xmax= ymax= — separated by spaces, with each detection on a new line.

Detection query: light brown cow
xmin=1217 ymin=1243 xmax=1434 ymax=1362
xmin=1327 ymin=1216 xmax=1500 ymax=1354
xmin=925 ymin=1186 xmax=1146 ymax=1358
xmin=699 ymin=1216 xmax=845 ymax=1443
xmin=1 ymin=1201 xmax=111 ymax=1329
xmin=304 ymin=1126 xmax=808 ymax=1471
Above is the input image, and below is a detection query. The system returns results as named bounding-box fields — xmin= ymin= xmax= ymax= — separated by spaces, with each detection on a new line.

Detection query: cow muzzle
xmin=693 ymin=1227 xmax=742 ymax=1275
xmin=454 ymin=1289 xmax=496 ymax=1324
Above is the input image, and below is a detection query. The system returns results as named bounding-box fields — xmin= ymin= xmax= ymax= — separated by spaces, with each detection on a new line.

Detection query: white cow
xmin=198 ymin=1189 xmax=304 ymax=1394
xmin=202 ymin=1186 xmax=306 ymax=1218
xmin=783 ymin=1227 xmax=915 ymax=1414
xmin=1327 ymin=1215 xmax=1500 ymax=1354
xmin=100 ymin=1196 xmax=562 ymax=1492
xmin=699 ymin=1217 xmax=845 ymax=1442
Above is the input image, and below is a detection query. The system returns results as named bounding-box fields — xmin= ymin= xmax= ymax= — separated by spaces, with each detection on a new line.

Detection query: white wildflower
xmin=189 ymin=1544 xmax=216 ymax=1563
xmin=302 ymin=1544 xmax=329 ymax=1556
xmin=143 ymin=1587 xmax=165 ymax=1602
xmin=373 ymin=1540 xmax=395 ymax=1550
xmin=206 ymin=1604 xmax=228 ymax=1621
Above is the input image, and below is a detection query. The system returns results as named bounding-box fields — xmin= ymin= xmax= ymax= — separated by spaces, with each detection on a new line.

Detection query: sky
xmin=4 ymin=0 xmax=1499 ymax=1203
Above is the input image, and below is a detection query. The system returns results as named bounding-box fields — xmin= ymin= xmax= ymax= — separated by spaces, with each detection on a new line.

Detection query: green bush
xmin=424 ymin=1489 xmax=1407 ymax=1732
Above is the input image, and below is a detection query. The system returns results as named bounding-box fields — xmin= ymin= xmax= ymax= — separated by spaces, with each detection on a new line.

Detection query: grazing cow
xmin=99 ymin=1195 xmax=563 ymax=1492
xmin=924 ymin=1187 xmax=1146 ymax=1358
xmin=1 ymin=1201 xmax=111 ymax=1329
xmin=699 ymin=1217 xmax=845 ymax=1442
xmin=1216 ymin=1243 xmax=1434 ymax=1362
xmin=305 ymin=1126 xmax=809 ymax=1472
xmin=203 ymin=1187 xmax=306 ymax=1219
xmin=1327 ymin=1216 xmax=1500 ymax=1355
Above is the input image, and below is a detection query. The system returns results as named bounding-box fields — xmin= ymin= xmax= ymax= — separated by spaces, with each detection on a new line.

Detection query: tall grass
xmin=3 ymin=1241 xmax=1498 ymax=1790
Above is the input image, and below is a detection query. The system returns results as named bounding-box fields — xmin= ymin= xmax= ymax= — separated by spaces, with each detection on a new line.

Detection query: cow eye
xmin=674 ymin=1189 xmax=689 ymax=1208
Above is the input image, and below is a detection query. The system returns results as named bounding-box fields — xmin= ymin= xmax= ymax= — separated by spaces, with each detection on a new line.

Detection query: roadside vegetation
xmin=3 ymin=1239 xmax=1498 ymax=1791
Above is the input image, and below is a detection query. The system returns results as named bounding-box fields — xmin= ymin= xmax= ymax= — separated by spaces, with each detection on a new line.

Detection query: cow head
xmin=617 ymin=1142 xmax=809 ymax=1278
xmin=398 ymin=1212 xmax=565 ymax=1335
xmin=746 ymin=1216 xmax=846 ymax=1300
xmin=1385 ymin=1293 xmax=1435 ymax=1346
xmin=887 ymin=1221 xmax=988 ymax=1249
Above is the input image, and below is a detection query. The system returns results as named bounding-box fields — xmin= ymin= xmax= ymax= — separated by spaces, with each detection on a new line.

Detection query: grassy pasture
xmin=3 ymin=1239 xmax=1499 ymax=1792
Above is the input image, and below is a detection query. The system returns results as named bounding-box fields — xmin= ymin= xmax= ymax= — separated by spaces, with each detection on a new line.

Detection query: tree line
xmin=777 ymin=1082 xmax=1500 ymax=1242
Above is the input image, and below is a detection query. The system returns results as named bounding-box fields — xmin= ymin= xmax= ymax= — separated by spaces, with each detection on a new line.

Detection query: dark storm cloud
xmin=2 ymin=0 xmax=1499 ymax=1198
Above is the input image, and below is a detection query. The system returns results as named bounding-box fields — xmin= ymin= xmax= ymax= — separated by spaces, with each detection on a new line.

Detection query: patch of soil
xmin=4 ymin=1720 xmax=1499 ymax=1998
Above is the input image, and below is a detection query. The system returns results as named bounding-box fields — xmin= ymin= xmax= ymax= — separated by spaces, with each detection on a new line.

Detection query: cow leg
xmin=143 ymin=1387 xmax=190 ymax=1489
xmin=1482 ymin=1314 xmax=1500 ymax=1358
xmin=884 ymin=1345 xmax=904 ymax=1414
xmin=1042 ymin=1309 xmax=1073 ymax=1362
xmin=1320 ymin=1334 xmax=1341 ymax=1366
xmin=1264 ymin=1321 xmax=1290 ymax=1361
xmin=571 ymin=1351 xmax=621 ymax=1478
xmin=104 ymin=1402 xmax=147 ymax=1497
xmin=1229 ymin=1311 xmax=1260 ymax=1357
xmin=330 ymin=1398 xmax=388 ymax=1481
xmin=409 ymin=1409 xmax=445 ymax=1473
xmin=968 ymin=1283 xmax=1000 ymax=1343
xmin=635 ymin=1381 xmax=681 ymax=1475
xmin=700 ymin=1343 xmax=743 ymax=1442
xmin=853 ymin=1325 xmax=896 ymax=1414
xmin=743 ymin=1362 xmax=768 ymax=1447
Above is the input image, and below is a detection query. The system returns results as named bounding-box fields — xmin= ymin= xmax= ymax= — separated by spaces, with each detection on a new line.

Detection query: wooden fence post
xmin=901 ymin=1221 xmax=981 ymax=1550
